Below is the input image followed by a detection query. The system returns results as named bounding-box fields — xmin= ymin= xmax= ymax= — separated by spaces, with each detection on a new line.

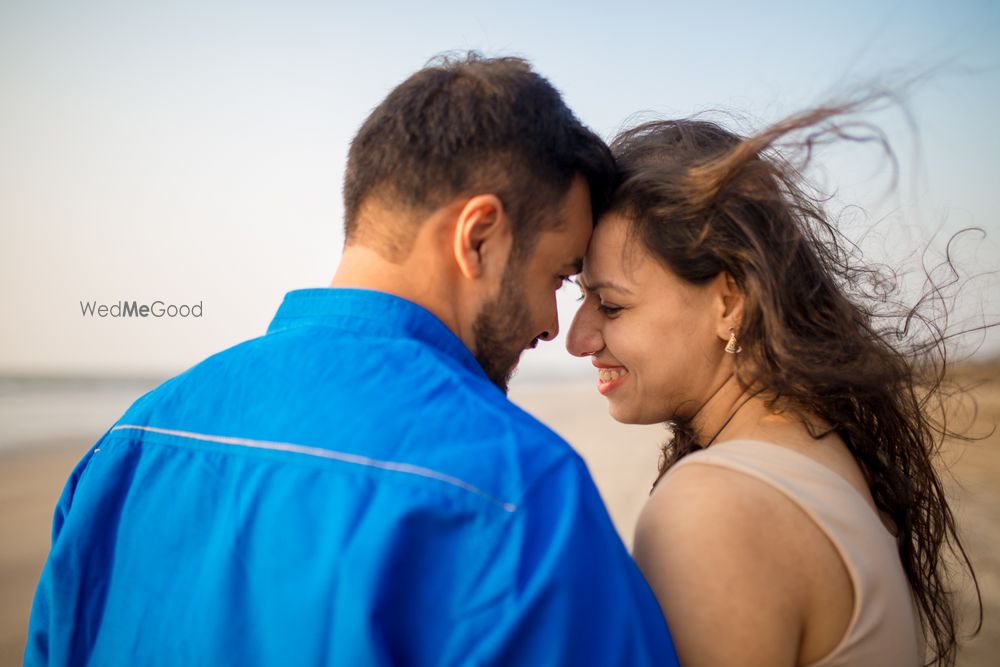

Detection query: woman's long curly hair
xmin=609 ymin=97 xmax=982 ymax=666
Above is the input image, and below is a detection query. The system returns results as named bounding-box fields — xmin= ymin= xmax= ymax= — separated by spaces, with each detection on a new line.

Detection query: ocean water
xmin=0 ymin=377 xmax=163 ymax=453
xmin=0 ymin=368 xmax=589 ymax=454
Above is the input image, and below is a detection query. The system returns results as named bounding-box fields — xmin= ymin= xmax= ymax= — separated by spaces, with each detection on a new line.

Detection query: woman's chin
xmin=607 ymin=401 xmax=657 ymax=426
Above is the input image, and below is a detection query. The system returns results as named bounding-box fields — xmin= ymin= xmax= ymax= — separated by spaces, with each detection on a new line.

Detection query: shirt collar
xmin=267 ymin=288 xmax=488 ymax=381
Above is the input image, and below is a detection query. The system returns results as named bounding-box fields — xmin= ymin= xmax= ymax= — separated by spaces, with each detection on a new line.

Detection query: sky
xmin=1 ymin=0 xmax=998 ymax=380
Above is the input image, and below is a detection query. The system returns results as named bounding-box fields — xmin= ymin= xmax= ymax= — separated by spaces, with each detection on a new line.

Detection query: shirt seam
xmin=108 ymin=424 xmax=518 ymax=513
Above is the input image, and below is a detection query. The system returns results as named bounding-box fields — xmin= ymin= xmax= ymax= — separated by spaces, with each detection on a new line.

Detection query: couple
xmin=27 ymin=55 xmax=970 ymax=666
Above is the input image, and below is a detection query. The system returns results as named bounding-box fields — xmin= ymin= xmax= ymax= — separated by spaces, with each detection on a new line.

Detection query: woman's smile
xmin=594 ymin=360 xmax=630 ymax=394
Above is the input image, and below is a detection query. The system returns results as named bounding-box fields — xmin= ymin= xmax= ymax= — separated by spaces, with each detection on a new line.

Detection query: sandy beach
xmin=1 ymin=372 xmax=996 ymax=665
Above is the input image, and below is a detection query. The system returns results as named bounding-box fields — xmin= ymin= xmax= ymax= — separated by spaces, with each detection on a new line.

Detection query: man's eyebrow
xmin=563 ymin=258 xmax=584 ymax=274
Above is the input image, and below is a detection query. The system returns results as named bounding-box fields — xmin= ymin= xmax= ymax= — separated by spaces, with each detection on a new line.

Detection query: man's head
xmin=338 ymin=54 xmax=614 ymax=390
xmin=469 ymin=174 xmax=594 ymax=389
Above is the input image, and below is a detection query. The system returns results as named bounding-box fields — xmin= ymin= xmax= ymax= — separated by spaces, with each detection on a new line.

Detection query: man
xmin=27 ymin=54 xmax=678 ymax=665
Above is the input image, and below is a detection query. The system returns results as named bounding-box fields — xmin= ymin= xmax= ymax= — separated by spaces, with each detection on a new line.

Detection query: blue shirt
xmin=27 ymin=288 xmax=677 ymax=666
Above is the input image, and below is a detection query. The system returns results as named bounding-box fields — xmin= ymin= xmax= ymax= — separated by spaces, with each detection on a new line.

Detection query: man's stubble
xmin=472 ymin=259 xmax=536 ymax=393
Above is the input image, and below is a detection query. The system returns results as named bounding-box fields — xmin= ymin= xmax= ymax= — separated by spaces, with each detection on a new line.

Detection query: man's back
xmin=27 ymin=289 xmax=676 ymax=665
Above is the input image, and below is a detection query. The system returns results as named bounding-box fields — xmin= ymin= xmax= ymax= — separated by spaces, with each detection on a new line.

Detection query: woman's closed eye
xmin=575 ymin=283 xmax=625 ymax=317
xmin=596 ymin=303 xmax=624 ymax=317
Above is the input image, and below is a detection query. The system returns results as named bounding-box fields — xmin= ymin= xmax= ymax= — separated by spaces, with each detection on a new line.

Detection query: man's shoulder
xmin=114 ymin=326 xmax=584 ymax=513
xmin=370 ymin=350 xmax=585 ymax=505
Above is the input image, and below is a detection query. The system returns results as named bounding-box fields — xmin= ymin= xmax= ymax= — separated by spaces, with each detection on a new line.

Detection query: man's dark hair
xmin=343 ymin=53 xmax=615 ymax=262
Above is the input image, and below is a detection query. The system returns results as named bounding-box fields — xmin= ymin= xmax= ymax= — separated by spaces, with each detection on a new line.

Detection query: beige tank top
xmin=669 ymin=440 xmax=923 ymax=667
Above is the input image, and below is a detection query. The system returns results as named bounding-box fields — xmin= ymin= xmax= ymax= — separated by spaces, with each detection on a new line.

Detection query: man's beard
xmin=472 ymin=264 xmax=535 ymax=394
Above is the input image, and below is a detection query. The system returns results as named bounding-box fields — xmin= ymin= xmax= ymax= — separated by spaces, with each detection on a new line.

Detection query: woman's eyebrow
xmin=577 ymin=275 xmax=634 ymax=294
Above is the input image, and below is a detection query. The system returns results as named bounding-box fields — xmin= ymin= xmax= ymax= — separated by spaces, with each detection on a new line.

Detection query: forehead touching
xmin=529 ymin=176 xmax=593 ymax=273
xmin=580 ymin=213 xmax=643 ymax=291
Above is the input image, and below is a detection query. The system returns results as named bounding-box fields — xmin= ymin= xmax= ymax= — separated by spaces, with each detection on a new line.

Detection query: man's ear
xmin=453 ymin=194 xmax=511 ymax=280
xmin=714 ymin=271 xmax=745 ymax=340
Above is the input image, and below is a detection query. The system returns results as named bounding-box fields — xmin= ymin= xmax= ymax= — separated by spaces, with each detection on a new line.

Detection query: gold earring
xmin=725 ymin=328 xmax=742 ymax=354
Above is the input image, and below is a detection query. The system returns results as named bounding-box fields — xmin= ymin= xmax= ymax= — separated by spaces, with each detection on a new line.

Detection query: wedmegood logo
xmin=79 ymin=300 xmax=204 ymax=318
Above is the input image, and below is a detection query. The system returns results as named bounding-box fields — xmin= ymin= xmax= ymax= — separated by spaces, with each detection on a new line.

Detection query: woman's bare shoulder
xmin=632 ymin=462 xmax=814 ymax=666
xmin=636 ymin=460 xmax=807 ymax=559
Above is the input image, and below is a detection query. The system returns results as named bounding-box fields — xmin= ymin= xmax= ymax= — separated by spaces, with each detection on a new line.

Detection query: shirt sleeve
xmin=444 ymin=453 xmax=679 ymax=667
xmin=24 ymin=443 xmax=101 ymax=666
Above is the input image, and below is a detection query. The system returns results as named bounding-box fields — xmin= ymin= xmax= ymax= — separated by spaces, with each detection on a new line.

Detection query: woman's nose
xmin=566 ymin=303 xmax=603 ymax=357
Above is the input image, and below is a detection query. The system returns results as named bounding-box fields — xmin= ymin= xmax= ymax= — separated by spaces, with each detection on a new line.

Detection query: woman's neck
xmin=691 ymin=376 xmax=832 ymax=450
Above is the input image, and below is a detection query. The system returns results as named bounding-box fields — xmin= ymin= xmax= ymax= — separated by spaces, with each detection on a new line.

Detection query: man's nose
xmin=537 ymin=314 xmax=559 ymax=343
xmin=566 ymin=304 xmax=602 ymax=357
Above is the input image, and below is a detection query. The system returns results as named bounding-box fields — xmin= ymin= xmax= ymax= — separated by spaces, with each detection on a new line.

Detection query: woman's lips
xmin=596 ymin=367 xmax=629 ymax=395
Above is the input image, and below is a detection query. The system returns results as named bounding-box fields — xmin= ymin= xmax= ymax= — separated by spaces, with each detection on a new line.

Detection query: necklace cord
xmin=701 ymin=386 xmax=768 ymax=448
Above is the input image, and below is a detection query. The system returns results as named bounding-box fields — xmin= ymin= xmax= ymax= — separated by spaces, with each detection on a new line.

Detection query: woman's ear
xmin=453 ymin=194 xmax=511 ymax=280
xmin=715 ymin=271 xmax=745 ymax=340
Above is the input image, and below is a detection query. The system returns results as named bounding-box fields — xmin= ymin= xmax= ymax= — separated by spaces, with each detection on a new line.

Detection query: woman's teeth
xmin=598 ymin=368 xmax=626 ymax=382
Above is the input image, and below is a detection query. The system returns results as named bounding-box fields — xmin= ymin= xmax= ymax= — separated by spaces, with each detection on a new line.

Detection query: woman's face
xmin=567 ymin=213 xmax=735 ymax=424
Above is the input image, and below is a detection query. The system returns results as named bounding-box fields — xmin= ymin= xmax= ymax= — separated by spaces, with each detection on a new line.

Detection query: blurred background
xmin=1 ymin=0 xmax=997 ymax=664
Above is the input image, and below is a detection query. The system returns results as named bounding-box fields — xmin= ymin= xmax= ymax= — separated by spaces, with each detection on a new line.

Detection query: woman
xmin=567 ymin=105 xmax=980 ymax=666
